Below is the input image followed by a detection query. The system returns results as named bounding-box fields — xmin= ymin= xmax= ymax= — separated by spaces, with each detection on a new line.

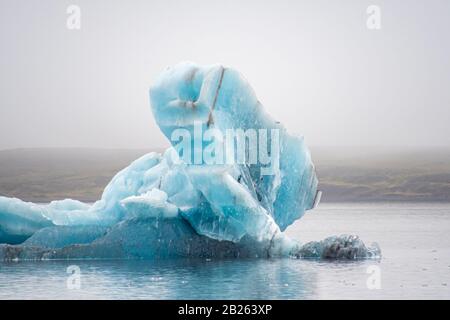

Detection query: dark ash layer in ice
xmin=0 ymin=218 xmax=274 ymax=261
xmin=0 ymin=218 xmax=380 ymax=261
xmin=291 ymin=235 xmax=381 ymax=260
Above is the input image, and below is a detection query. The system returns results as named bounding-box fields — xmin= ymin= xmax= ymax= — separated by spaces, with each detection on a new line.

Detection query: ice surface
xmin=0 ymin=197 xmax=54 ymax=244
xmin=23 ymin=225 xmax=109 ymax=249
xmin=0 ymin=62 xmax=380 ymax=260
xmin=0 ymin=218 xmax=275 ymax=260
xmin=149 ymin=62 xmax=318 ymax=242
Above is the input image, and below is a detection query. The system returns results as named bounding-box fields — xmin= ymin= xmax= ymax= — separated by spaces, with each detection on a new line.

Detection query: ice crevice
xmin=0 ymin=62 xmax=380 ymax=261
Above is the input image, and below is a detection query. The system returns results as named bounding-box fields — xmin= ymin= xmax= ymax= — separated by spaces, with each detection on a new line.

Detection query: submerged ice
xmin=0 ymin=62 xmax=380 ymax=260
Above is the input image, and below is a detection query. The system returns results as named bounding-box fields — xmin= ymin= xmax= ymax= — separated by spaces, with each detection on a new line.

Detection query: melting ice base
xmin=0 ymin=62 xmax=380 ymax=260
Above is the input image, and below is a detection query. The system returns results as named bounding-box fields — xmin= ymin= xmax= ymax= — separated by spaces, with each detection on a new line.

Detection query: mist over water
xmin=1 ymin=0 xmax=450 ymax=150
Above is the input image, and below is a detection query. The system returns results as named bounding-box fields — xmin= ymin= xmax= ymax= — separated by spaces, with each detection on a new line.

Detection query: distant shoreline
xmin=1 ymin=147 xmax=450 ymax=203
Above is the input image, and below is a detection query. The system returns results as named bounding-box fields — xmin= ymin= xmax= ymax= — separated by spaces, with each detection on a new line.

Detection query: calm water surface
xmin=1 ymin=203 xmax=449 ymax=299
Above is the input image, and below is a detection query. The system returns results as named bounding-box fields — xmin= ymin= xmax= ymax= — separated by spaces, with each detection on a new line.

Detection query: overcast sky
xmin=0 ymin=0 xmax=449 ymax=150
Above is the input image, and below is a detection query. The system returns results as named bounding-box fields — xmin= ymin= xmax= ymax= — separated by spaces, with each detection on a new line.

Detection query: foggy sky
xmin=0 ymin=0 xmax=449 ymax=150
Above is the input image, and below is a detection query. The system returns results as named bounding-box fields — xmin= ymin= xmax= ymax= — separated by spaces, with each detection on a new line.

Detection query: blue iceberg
xmin=0 ymin=62 xmax=380 ymax=260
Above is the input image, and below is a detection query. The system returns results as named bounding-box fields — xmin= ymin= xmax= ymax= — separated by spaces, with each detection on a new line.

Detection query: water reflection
xmin=0 ymin=258 xmax=318 ymax=299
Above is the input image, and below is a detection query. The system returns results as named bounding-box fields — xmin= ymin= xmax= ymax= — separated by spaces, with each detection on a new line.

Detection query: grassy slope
xmin=313 ymin=146 xmax=450 ymax=202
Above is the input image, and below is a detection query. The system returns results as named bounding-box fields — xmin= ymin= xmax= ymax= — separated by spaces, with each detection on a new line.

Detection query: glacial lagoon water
xmin=0 ymin=203 xmax=449 ymax=299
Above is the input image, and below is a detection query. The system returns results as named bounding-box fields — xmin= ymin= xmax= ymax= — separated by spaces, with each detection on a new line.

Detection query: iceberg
xmin=0 ymin=62 xmax=380 ymax=260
